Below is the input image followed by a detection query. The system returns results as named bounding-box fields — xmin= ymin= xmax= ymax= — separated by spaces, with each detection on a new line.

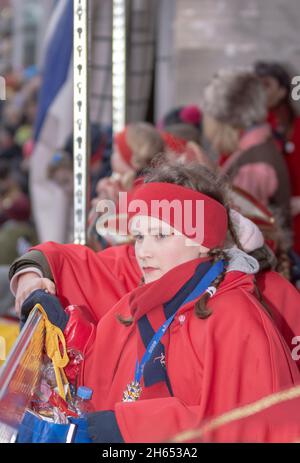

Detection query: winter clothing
xmin=221 ymin=127 xmax=291 ymax=230
xmin=229 ymin=209 xmax=264 ymax=252
xmin=268 ymin=111 xmax=300 ymax=253
xmin=203 ymin=70 xmax=267 ymax=129
xmin=10 ymin=235 xmax=300 ymax=442
xmin=21 ymin=289 xmax=69 ymax=330
xmin=19 ymin=243 xmax=140 ymax=323
xmin=61 ymin=257 xmax=299 ymax=442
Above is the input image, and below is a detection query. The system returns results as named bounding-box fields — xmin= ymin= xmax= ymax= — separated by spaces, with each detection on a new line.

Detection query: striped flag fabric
xmin=30 ymin=0 xmax=74 ymax=243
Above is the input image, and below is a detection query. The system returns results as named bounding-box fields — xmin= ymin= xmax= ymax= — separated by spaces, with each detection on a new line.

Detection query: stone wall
xmin=172 ymin=0 xmax=300 ymax=110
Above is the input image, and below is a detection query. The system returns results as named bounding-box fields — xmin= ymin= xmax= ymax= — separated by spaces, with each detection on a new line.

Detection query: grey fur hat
xmin=202 ymin=69 xmax=267 ymax=129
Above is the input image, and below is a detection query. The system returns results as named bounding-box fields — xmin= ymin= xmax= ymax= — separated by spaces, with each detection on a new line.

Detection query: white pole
xmin=112 ymin=0 xmax=127 ymax=134
xmin=73 ymin=0 xmax=89 ymax=245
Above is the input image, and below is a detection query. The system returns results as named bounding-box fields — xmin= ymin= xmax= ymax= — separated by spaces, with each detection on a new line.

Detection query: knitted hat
xmin=203 ymin=70 xmax=267 ymax=129
xmin=180 ymin=105 xmax=202 ymax=127
xmin=159 ymin=105 xmax=202 ymax=129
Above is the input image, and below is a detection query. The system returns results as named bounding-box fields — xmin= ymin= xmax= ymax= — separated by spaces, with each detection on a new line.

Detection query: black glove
xmin=87 ymin=411 xmax=124 ymax=443
xmin=21 ymin=289 xmax=69 ymax=331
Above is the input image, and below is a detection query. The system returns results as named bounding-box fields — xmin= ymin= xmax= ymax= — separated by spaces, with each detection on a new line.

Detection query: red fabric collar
xmin=128 ymin=182 xmax=228 ymax=248
xmin=128 ymin=257 xmax=210 ymax=321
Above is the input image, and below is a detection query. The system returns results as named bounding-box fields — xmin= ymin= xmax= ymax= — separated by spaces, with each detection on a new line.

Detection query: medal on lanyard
xmin=122 ymin=314 xmax=175 ymax=402
xmin=122 ymin=380 xmax=142 ymax=402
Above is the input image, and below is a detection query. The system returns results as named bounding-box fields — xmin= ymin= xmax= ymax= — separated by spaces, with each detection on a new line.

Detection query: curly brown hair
xmin=144 ymin=162 xmax=244 ymax=319
xmin=117 ymin=161 xmax=243 ymax=324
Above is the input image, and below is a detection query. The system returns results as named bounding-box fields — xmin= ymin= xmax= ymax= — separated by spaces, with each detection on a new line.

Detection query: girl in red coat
xmin=19 ymin=162 xmax=300 ymax=442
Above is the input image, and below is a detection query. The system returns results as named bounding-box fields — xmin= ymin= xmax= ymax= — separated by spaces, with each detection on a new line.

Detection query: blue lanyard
xmin=134 ymin=260 xmax=224 ymax=383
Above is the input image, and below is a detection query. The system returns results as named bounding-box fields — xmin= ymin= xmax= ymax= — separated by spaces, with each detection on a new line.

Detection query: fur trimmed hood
xmin=202 ymin=70 xmax=267 ymax=129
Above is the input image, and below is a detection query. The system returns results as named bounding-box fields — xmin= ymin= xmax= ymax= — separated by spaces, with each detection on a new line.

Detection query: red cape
xmin=33 ymin=242 xmax=141 ymax=322
xmin=33 ymin=242 xmax=300 ymax=365
xmin=192 ymin=383 xmax=300 ymax=443
xmin=64 ymin=262 xmax=300 ymax=442
xmin=256 ymin=269 xmax=300 ymax=371
xmin=32 ymin=242 xmax=300 ymax=441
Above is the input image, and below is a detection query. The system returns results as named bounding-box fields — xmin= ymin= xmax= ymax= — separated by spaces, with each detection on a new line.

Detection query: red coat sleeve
xmin=32 ymin=242 xmax=140 ymax=322
xmin=114 ymin=289 xmax=299 ymax=443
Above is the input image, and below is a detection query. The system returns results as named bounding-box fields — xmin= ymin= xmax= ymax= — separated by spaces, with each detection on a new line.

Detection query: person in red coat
xmin=17 ymin=162 xmax=300 ymax=443
xmin=254 ymin=61 xmax=300 ymax=256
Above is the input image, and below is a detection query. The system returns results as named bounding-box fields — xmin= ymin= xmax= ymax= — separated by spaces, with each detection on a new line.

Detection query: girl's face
xmin=130 ymin=215 xmax=208 ymax=284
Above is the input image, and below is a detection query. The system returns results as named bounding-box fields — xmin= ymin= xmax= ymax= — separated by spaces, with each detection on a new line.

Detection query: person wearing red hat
xmin=94 ymin=122 xmax=164 ymax=203
xmin=88 ymin=123 xmax=164 ymax=250
xmin=16 ymin=162 xmax=300 ymax=442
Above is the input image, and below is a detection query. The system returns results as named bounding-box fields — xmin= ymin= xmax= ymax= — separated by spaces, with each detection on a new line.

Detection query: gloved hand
xmin=87 ymin=411 xmax=124 ymax=443
xmin=21 ymin=289 xmax=69 ymax=331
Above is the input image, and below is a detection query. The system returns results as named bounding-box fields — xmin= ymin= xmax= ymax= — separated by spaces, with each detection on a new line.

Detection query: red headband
xmin=161 ymin=132 xmax=187 ymax=154
xmin=128 ymin=182 xmax=228 ymax=248
xmin=115 ymin=129 xmax=133 ymax=167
